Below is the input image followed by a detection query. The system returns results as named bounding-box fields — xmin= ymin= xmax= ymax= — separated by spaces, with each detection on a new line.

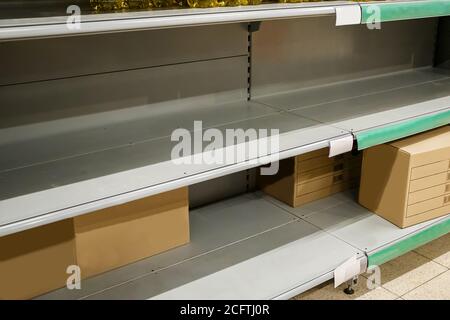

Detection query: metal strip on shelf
xmin=355 ymin=109 xmax=450 ymax=150
xmin=361 ymin=0 xmax=450 ymax=24
xmin=0 ymin=3 xmax=350 ymax=41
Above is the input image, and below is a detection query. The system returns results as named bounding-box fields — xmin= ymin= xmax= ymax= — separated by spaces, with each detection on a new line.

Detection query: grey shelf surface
xmin=255 ymin=67 xmax=450 ymax=135
xmin=0 ymin=92 xmax=348 ymax=235
xmin=265 ymin=190 xmax=450 ymax=255
xmin=0 ymin=2 xmax=353 ymax=40
xmin=38 ymin=190 xmax=450 ymax=300
xmin=2 ymin=67 xmax=450 ymax=236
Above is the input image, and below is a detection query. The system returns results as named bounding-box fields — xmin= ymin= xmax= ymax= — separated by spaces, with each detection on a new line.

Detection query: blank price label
xmin=336 ymin=5 xmax=362 ymax=26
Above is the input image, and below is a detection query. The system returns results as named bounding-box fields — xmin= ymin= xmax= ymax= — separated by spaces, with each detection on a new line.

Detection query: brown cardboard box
xmin=74 ymin=187 xmax=190 ymax=278
xmin=0 ymin=187 xmax=190 ymax=299
xmin=359 ymin=126 xmax=450 ymax=228
xmin=0 ymin=220 xmax=76 ymax=300
xmin=258 ymin=148 xmax=362 ymax=207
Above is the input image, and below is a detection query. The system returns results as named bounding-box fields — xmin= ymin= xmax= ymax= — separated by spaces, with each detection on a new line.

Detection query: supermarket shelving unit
xmin=0 ymin=0 xmax=449 ymax=299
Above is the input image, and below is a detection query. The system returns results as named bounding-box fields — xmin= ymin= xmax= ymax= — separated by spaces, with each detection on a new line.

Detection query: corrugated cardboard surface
xmin=409 ymin=184 xmax=450 ymax=204
xmin=257 ymin=157 xmax=297 ymax=206
xmin=392 ymin=126 xmax=450 ymax=166
xmin=410 ymin=160 xmax=449 ymax=179
xmin=359 ymin=126 xmax=450 ymax=228
xmin=74 ymin=187 xmax=189 ymax=278
xmin=391 ymin=126 xmax=450 ymax=154
xmin=409 ymin=172 xmax=450 ymax=192
xmin=0 ymin=220 xmax=76 ymax=300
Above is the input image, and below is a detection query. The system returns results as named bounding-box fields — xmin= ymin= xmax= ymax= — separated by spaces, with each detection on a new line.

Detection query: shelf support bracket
xmin=249 ymin=21 xmax=261 ymax=33
xmin=343 ymin=276 xmax=359 ymax=295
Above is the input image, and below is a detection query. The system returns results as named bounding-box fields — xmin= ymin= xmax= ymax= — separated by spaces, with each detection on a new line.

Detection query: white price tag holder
xmin=334 ymin=255 xmax=367 ymax=288
xmin=336 ymin=5 xmax=362 ymax=26
xmin=329 ymin=135 xmax=354 ymax=157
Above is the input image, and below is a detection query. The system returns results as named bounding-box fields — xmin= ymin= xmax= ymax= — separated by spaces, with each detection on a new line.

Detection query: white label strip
xmin=334 ymin=255 xmax=362 ymax=288
xmin=335 ymin=5 xmax=362 ymax=26
xmin=329 ymin=135 xmax=354 ymax=157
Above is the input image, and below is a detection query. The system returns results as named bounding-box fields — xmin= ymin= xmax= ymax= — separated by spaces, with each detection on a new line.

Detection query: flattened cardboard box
xmin=74 ymin=187 xmax=189 ymax=278
xmin=258 ymin=148 xmax=362 ymax=207
xmin=0 ymin=187 xmax=189 ymax=299
xmin=0 ymin=220 xmax=76 ymax=300
xmin=359 ymin=126 xmax=450 ymax=228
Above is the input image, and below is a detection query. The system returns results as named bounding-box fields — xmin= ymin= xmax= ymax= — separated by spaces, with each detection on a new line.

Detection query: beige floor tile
xmin=293 ymin=279 xmax=398 ymax=300
xmin=403 ymin=270 xmax=450 ymax=300
xmin=414 ymin=233 xmax=450 ymax=268
xmin=367 ymin=251 xmax=447 ymax=296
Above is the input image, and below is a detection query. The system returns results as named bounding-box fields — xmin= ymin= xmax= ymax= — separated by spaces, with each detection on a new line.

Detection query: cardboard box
xmin=258 ymin=148 xmax=362 ymax=207
xmin=0 ymin=187 xmax=190 ymax=299
xmin=74 ymin=187 xmax=190 ymax=278
xmin=359 ymin=126 xmax=450 ymax=228
xmin=0 ymin=220 xmax=76 ymax=300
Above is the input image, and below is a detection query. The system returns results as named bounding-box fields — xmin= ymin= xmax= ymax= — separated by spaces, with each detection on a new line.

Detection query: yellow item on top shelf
xmin=153 ymin=0 xmax=186 ymax=7
xmin=187 ymin=0 xmax=226 ymax=8
xmin=90 ymin=0 xmax=126 ymax=11
xmin=172 ymin=0 xmax=188 ymax=7
xmin=244 ymin=0 xmax=263 ymax=5
xmin=226 ymin=0 xmax=262 ymax=6
xmin=225 ymin=0 xmax=240 ymax=6
xmin=126 ymin=0 xmax=153 ymax=9
xmin=278 ymin=0 xmax=322 ymax=3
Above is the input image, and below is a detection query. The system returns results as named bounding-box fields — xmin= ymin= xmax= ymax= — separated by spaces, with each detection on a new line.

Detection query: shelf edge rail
xmin=0 ymin=4 xmax=345 ymax=41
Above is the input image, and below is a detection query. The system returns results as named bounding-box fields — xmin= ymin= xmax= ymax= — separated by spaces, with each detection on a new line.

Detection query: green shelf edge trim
xmin=361 ymin=0 xmax=450 ymax=23
xmin=356 ymin=109 xmax=450 ymax=150
xmin=368 ymin=218 xmax=450 ymax=267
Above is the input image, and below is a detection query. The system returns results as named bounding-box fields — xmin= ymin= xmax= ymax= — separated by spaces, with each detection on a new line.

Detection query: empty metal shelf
xmin=0 ymin=96 xmax=348 ymax=236
xmin=38 ymin=190 xmax=449 ymax=300
xmin=255 ymin=67 xmax=450 ymax=149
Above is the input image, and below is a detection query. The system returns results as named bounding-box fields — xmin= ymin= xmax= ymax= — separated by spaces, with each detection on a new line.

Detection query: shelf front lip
xmin=272 ymin=271 xmax=334 ymax=300
xmin=0 ymin=3 xmax=348 ymax=41
xmin=0 ymin=135 xmax=351 ymax=237
xmin=367 ymin=215 xmax=450 ymax=267
xmin=361 ymin=0 xmax=450 ymax=24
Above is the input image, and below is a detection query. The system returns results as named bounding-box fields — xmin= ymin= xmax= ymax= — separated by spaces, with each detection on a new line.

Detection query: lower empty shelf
xmin=38 ymin=190 xmax=450 ymax=300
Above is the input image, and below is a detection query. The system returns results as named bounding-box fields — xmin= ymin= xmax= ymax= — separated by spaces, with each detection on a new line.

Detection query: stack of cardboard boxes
xmin=258 ymin=126 xmax=450 ymax=229
xmin=0 ymin=187 xmax=190 ymax=299
xmin=258 ymin=148 xmax=362 ymax=207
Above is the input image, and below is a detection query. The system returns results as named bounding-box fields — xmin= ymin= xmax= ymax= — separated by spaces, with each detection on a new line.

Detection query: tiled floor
xmin=294 ymin=233 xmax=450 ymax=300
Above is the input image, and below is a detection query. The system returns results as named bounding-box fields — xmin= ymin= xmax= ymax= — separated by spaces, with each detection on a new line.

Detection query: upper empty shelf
xmin=0 ymin=98 xmax=348 ymax=236
xmin=0 ymin=54 xmax=349 ymax=236
xmin=255 ymin=67 xmax=450 ymax=150
xmin=1 ymin=66 xmax=449 ymax=235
